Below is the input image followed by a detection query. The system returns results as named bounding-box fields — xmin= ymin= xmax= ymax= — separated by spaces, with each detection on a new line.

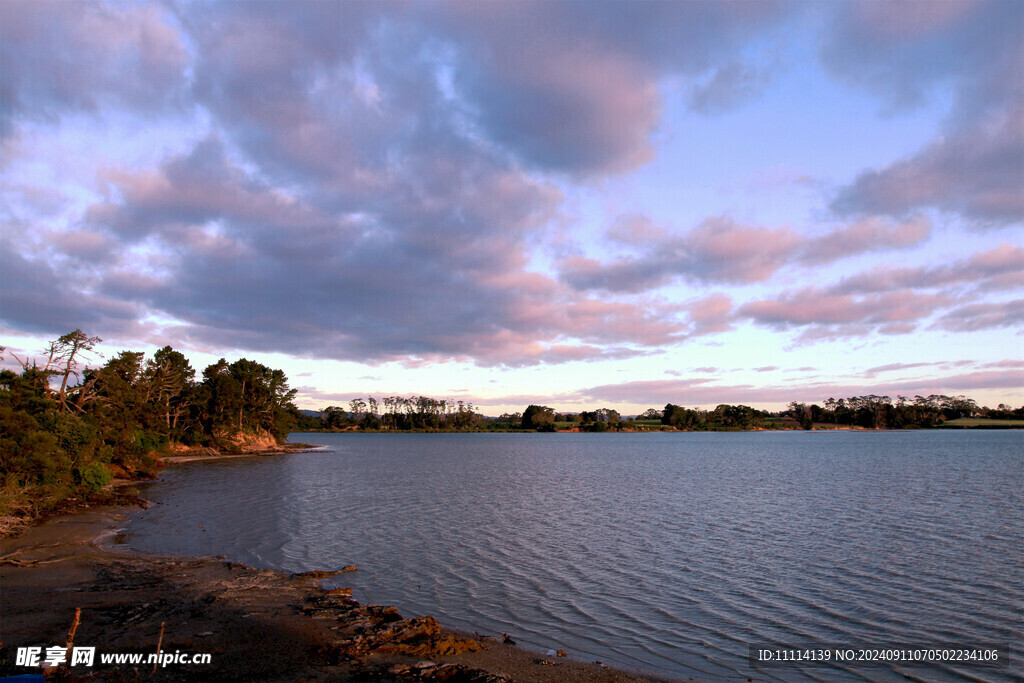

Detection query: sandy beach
xmin=0 ymin=453 xmax=689 ymax=682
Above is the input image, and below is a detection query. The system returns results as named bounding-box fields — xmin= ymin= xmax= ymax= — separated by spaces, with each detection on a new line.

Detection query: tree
xmin=638 ymin=408 xmax=663 ymax=421
xmin=662 ymin=403 xmax=704 ymax=429
xmin=9 ymin=330 xmax=102 ymax=412
xmin=144 ymin=346 xmax=195 ymax=436
xmin=521 ymin=405 xmax=555 ymax=431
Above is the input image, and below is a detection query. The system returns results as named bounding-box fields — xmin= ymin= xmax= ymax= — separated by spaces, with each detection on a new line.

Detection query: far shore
xmin=1 ymin=446 xmax=690 ymax=683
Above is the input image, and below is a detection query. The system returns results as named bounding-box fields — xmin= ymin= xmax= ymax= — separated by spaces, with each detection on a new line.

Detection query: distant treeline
xmin=658 ymin=394 xmax=1022 ymax=431
xmin=1 ymin=330 xmax=298 ymax=529
xmin=785 ymin=394 xmax=1021 ymax=429
xmin=302 ymin=394 xmax=1021 ymax=434
xmin=312 ymin=396 xmax=483 ymax=431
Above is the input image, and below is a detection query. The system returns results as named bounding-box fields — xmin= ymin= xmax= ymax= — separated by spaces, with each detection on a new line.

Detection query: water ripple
xmin=127 ymin=431 xmax=1024 ymax=682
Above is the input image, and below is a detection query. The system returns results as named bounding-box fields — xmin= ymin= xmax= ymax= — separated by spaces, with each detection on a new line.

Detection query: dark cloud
xmin=0 ymin=238 xmax=141 ymax=336
xmin=434 ymin=0 xmax=792 ymax=174
xmin=820 ymin=1 xmax=1013 ymax=111
xmin=0 ymin=1 xmax=188 ymax=139
xmin=1 ymin=0 xmax=1019 ymax=370
xmin=79 ymin=139 xmax=687 ymax=366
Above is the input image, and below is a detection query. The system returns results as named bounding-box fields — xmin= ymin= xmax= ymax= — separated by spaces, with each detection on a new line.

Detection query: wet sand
xmin=0 ymin=456 xmax=699 ymax=682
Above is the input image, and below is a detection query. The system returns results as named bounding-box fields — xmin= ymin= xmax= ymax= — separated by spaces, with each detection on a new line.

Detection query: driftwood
xmin=62 ymin=607 xmax=81 ymax=672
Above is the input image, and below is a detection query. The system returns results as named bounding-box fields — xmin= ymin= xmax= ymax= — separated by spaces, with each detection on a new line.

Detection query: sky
xmin=1 ymin=0 xmax=1022 ymax=416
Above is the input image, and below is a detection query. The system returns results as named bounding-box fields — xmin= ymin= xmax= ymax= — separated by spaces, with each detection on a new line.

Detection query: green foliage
xmin=522 ymin=405 xmax=555 ymax=430
xmin=79 ymin=462 xmax=112 ymax=491
xmin=0 ymin=331 xmax=299 ymax=527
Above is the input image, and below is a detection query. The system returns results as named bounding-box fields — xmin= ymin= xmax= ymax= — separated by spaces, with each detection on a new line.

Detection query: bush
xmin=79 ymin=462 xmax=112 ymax=491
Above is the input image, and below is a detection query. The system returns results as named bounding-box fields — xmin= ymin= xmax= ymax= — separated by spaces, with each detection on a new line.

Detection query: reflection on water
xmin=127 ymin=431 xmax=1024 ymax=682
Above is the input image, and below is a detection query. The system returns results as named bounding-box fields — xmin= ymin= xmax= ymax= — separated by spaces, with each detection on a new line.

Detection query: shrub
xmin=80 ymin=462 xmax=112 ymax=491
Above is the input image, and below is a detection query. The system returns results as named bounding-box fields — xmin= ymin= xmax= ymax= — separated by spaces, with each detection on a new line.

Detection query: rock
xmin=367 ymin=604 xmax=402 ymax=622
xmin=377 ymin=615 xmax=441 ymax=643
xmin=420 ymin=634 xmax=480 ymax=656
xmin=414 ymin=660 xmax=438 ymax=669
xmin=292 ymin=566 xmax=358 ymax=579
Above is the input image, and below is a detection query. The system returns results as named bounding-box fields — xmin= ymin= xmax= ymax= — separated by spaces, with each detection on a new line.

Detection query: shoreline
xmin=1 ymin=449 xmax=694 ymax=682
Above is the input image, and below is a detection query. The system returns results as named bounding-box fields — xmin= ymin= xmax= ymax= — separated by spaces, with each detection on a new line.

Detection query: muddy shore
xmin=0 ymin=451 xmax=693 ymax=682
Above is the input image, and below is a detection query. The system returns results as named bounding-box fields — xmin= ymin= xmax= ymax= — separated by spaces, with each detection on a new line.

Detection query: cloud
xmin=931 ymin=300 xmax=1024 ymax=333
xmin=823 ymin=0 xmax=1024 ymax=227
xmin=562 ymin=214 xmax=935 ymax=294
xmin=863 ymin=362 xmax=936 ymax=377
xmin=688 ymin=59 xmax=772 ymax=114
xmin=738 ymin=287 xmax=953 ymax=341
xmin=579 ymin=369 xmax=1024 ymax=408
xmin=831 ymin=111 xmax=1024 ymax=227
xmin=87 ymin=136 xmax=337 ymax=241
xmin=0 ymin=1 xmax=188 ymax=139
xmin=436 ymin=1 xmax=792 ymax=175
xmin=74 ymin=134 xmax=694 ymax=366
xmin=830 ymin=243 xmax=1024 ymax=294
xmin=561 ymin=216 xmax=801 ymax=291
xmin=819 ymin=0 xmax=1008 ymax=112
xmin=686 ymin=293 xmax=735 ymax=336
xmin=1 ymin=1 xmax=1019 ymax=374
xmin=0 ymin=237 xmax=142 ymax=336
xmin=799 ymin=216 xmax=931 ymax=265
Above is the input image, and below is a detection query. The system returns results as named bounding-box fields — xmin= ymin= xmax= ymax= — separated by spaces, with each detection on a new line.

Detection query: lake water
xmin=125 ymin=431 xmax=1023 ymax=681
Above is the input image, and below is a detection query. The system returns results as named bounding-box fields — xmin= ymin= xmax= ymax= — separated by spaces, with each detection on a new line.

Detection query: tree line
xmin=301 ymin=394 xmax=1020 ymax=434
xmin=1 ymin=330 xmax=298 ymax=528
xmin=315 ymin=396 xmax=483 ymax=431
xmin=786 ymin=394 xmax=1020 ymax=429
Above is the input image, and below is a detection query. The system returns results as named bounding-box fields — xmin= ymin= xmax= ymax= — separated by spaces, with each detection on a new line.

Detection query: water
xmin=126 ymin=431 xmax=1024 ymax=681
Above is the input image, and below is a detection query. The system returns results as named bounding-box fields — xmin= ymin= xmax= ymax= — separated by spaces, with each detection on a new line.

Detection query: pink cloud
xmin=561 ymin=216 xmax=802 ymax=292
xmin=563 ymin=213 xmax=941 ymax=296
xmin=800 ymin=216 xmax=931 ymax=265
xmin=686 ymin=217 xmax=800 ymax=282
xmin=687 ymin=293 xmax=734 ymax=336
xmin=44 ymin=229 xmax=117 ymax=263
xmin=832 ymin=243 xmax=1024 ymax=294
xmin=741 ymin=288 xmax=950 ymax=327
xmin=738 ymin=288 xmax=956 ymax=344
xmin=579 ymin=369 xmax=1024 ymax=409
